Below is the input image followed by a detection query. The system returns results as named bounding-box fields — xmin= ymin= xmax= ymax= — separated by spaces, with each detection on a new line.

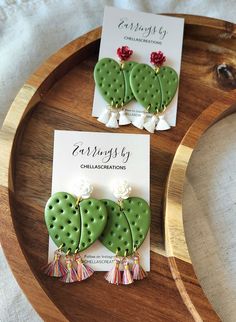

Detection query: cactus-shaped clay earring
xmin=94 ymin=46 xmax=137 ymax=128
xmin=100 ymin=180 xmax=151 ymax=285
xmin=130 ymin=51 xmax=179 ymax=133
xmin=43 ymin=179 xmax=108 ymax=283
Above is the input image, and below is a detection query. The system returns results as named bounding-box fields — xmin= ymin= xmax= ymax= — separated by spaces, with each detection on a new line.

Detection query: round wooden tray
xmin=0 ymin=14 xmax=235 ymax=322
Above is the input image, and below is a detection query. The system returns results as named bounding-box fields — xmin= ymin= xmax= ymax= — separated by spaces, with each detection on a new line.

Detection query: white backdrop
xmin=0 ymin=0 xmax=235 ymax=321
xmin=183 ymin=114 xmax=236 ymax=322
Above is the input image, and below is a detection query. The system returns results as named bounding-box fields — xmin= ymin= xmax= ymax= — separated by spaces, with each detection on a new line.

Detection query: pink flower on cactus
xmin=150 ymin=51 xmax=166 ymax=67
xmin=117 ymin=46 xmax=133 ymax=61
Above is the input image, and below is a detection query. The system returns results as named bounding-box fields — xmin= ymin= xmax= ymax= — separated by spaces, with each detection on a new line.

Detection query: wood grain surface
xmin=0 ymin=14 xmax=235 ymax=321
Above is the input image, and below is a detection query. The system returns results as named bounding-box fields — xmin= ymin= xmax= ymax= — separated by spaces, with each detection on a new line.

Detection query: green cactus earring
xmin=43 ymin=179 xmax=108 ymax=283
xmin=100 ymin=180 xmax=151 ymax=285
xmin=94 ymin=46 xmax=137 ymax=128
xmin=130 ymin=51 xmax=179 ymax=133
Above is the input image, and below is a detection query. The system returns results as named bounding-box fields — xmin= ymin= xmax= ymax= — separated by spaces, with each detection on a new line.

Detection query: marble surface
xmin=0 ymin=0 xmax=235 ymax=321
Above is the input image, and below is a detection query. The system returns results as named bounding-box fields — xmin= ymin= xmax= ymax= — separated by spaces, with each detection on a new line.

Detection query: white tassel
xmin=156 ymin=115 xmax=171 ymax=131
xmin=132 ymin=113 xmax=146 ymax=130
xmin=97 ymin=109 xmax=111 ymax=124
xmin=119 ymin=110 xmax=131 ymax=125
xmin=143 ymin=115 xmax=158 ymax=133
xmin=106 ymin=112 xmax=119 ymax=128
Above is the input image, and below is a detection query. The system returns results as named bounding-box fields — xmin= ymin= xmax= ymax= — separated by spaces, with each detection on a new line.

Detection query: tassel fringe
xmin=156 ymin=115 xmax=170 ymax=131
xmin=97 ymin=109 xmax=111 ymax=124
xmin=60 ymin=255 xmax=78 ymax=283
xmin=44 ymin=250 xmax=66 ymax=277
xmin=143 ymin=115 xmax=158 ymax=133
xmin=105 ymin=253 xmax=147 ymax=285
xmin=119 ymin=110 xmax=131 ymax=125
xmin=122 ymin=259 xmax=133 ymax=285
xmin=44 ymin=250 xmax=147 ymax=284
xmin=132 ymin=112 xmax=146 ymax=129
xmin=132 ymin=255 xmax=147 ymax=280
xmin=105 ymin=257 xmax=122 ymax=285
xmin=106 ymin=112 xmax=119 ymax=128
xmin=74 ymin=253 xmax=94 ymax=281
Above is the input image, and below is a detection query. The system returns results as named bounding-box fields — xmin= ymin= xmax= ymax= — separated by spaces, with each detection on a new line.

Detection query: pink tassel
xmin=44 ymin=249 xmax=66 ymax=277
xmin=132 ymin=254 xmax=147 ymax=280
xmin=60 ymin=255 xmax=78 ymax=283
xmin=74 ymin=253 xmax=94 ymax=281
xmin=122 ymin=259 xmax=133 ymax=285
xmin=105 ymin=257 xmax=121 ymax=285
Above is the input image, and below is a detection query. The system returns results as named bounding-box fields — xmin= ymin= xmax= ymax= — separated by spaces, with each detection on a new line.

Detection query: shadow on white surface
xmin=0 ymin=246 xmax=42 ymax=322
xmin=183 ymin=113 xmax=236 ymax=322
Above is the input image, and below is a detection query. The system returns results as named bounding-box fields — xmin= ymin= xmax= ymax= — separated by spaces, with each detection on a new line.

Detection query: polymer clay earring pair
xmin=94 ymin=46 xmax=179 ymax=133
xmin=43 ymin=180 xmax=150 ymax=285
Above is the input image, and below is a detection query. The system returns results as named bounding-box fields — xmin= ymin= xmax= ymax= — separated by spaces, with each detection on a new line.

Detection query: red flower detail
xmin=117 ymin=46 xmax=133 ymax=61
xmin=150 ymin=51 xmax=166 ymax=67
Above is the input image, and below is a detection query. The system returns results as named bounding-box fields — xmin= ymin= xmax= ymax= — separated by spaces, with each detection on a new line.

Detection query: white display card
xmin=48 ymin=130 xmax=150 ymax=271
xmin=92 ymin=6 xmax=184 ymax=126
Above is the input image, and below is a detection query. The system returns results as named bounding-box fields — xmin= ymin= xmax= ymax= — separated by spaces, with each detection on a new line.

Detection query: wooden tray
xmin=0 ymin=14 xmax=236 ymax=322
